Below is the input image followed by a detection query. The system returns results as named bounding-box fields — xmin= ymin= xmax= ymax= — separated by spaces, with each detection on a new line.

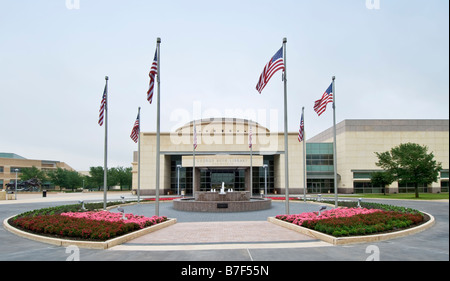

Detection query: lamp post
xmin=263 ymin=164 xmax=268 ymax=197
xmin=14 ymin=168 xmax=18 ymax=200
xmin=177 ymin=164 xmax=182 ymax=196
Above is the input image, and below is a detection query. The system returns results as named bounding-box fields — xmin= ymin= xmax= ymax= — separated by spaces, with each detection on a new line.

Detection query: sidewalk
xmin=0 ymin=191 xmax=135 ymax=205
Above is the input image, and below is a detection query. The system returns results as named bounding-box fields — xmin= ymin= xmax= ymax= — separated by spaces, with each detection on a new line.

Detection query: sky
xmin=0 ymin=0 xmax=448 ymax=171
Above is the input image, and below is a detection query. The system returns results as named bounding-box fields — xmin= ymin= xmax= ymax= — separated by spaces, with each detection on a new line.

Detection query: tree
xmin=88 ymin=166 xmax=105 ymax=190
xmin=47 ymin=168 xmax=83 ymax=191
xmin=375 ymin=142 xmax=442 ymax=198
xmin=86 ymin=166 xmax=132 ymax=191
xmin=20 ymin=166 xmax=47 ymax=183
xmin=370 ymin=171 xmax=394 ymax=195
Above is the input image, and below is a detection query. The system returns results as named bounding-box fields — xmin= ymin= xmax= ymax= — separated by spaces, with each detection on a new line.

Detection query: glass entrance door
xmin=200 ymin=169 xmax=246 ymax=191
xmin=211 ymin=170 xmax=235 ymax=190
xmin=312 ymin=183 xmax=321 ymax=193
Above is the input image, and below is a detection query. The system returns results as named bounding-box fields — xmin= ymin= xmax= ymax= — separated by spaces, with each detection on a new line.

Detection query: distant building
xmin=131 ymin=119 xmax=449 ymax=195
xmin=0 ymin=153 xmax=74 ymax=189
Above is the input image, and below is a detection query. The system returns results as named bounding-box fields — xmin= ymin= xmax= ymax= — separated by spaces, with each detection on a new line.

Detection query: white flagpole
xmin=302 ymin=107 xmax=307 ymax=202
xmin=137 ymin=106 xmax=141 ymax=204
xmin=193 ymin=120 xmax=196 ymax=197
xmin=103 ymin=76 xmax=108 ymax=210
xmin=155 ymin=38 xmax=161 ymax=216
xmin=249 ymin=123 xmax=253 ymax=197
xmin=332 ymin=76 xmax=338 ymax=208
xmin=282 ymin=37 xmax=290 ymax=214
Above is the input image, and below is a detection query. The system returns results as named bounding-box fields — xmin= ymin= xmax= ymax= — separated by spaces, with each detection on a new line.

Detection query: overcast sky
xmin=0 ymin=0 xmax=448 ymax=171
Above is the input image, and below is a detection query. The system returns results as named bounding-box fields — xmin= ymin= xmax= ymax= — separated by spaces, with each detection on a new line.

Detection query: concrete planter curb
xmin=268 ymin=211 xmax=435 ymax=245
xmin=3 ymin=216 xmax=176 ymax=249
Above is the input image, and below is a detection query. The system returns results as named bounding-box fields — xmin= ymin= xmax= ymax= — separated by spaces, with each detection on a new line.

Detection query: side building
xmin=0 ymin=153 xmax=74 ymax=190
xmin=131 ymin=119 xmax=449 ymax=195
xmin=308 ymin=119 xmax=449 ymax=194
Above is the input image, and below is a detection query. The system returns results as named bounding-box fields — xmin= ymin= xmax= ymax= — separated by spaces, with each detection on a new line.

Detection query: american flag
xmin=298 ymin=112 xmax=304 ymax=142
xmin=147 ymin=49 xmax=158 ymax=104
xmin=249 ymin=125 xmax=253 ymax=148
xmin=193 ymin=121 xmax=198 ymax=150
xmin=314 ymin=83 xmax=333 ymax=116
xmin=98 ymin=84 xmax=107 ymax=126
xmin=130 ymin=112 xmax=140 ymax=143
xmin=256 ymin=47 xmax=285 ymax=93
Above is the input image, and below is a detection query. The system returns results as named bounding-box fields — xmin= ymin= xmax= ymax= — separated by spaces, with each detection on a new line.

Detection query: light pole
xmin=14 ymin=168 xmax=18 ymax=200
xmin=263 ymin=164 xmax=268 ymax=197
xmin=177 ymin=164 xmax=182 ymax=196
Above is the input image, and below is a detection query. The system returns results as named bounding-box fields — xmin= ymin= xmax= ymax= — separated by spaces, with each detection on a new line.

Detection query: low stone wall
xmin=194 ymin=191 xmax=251 ymax=202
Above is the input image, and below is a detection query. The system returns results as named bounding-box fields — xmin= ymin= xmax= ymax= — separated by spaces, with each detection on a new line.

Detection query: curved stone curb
xmin=268 ymin=211 xmax=435 ymax=245
xmin=3 ymin=216 xmax=177 ymax=250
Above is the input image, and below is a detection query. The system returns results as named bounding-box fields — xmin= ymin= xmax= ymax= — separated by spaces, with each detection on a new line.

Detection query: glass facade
xmin=252 ymin=155 xmax=274 ymax=195
xmin=200 ymin=169 xmax=245 ymax=191
xmin=170 ymin=156 xmax=193 ymax=195
xmin=306 ymin=143 xmax=335 ymax=193
xmin=169 ymin=155 xmax=274 ymax=195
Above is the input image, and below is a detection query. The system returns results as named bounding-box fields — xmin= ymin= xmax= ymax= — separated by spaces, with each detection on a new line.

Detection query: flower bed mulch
xmin=276 ymin=207 xmax=426 ymax=237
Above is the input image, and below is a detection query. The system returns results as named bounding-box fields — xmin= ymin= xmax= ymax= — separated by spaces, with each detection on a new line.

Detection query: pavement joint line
xmin=108 ymin=241 xmax=333 ymax=251
xmin=123 ymin=239 xmax=323 ymax=246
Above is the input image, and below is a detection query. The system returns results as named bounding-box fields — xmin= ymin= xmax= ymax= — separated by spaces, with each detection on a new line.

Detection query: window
xmin=10 ymin=167 xmax=23 ymax=173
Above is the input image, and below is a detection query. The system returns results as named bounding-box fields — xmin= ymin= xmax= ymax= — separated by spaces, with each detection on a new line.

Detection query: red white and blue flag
xmin=98 ymin=84 xmax=107 ymax=126
xmin=314 ymin=83 xmax=333 ymax=116
xmin=256 ymin=47 xmax=285 ymax=93
xmin=147 ymin=49 xmax=158 ymax=104
xmin=130 ymin=112 xmax=140 ymax=143
xmin=298 ymin=112 xmax=304 ymax=142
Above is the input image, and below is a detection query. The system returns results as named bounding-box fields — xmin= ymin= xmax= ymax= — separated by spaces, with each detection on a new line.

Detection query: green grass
xmin=339 ymin=192 xmax=449 ymax=200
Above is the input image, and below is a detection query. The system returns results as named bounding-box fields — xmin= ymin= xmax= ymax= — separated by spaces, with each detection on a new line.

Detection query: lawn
xmin=339 ymin=192 xmax=449 ymax=200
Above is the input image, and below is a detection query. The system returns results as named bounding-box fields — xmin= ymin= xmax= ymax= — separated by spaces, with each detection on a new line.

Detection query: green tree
xmin=88 ymin=166 xmax=105 ymax=190
xmin=112 ymin=166 xmax=132 ymax=190
xmin=20 ymin=166 xmax=47 ymax=183
xmin=47 ymin=168 xmax=83 ymax=191
xmin=370 ymin=171 xmax=394 ymax=195
xmin=375 ymin=142 xmax=442 ymax=198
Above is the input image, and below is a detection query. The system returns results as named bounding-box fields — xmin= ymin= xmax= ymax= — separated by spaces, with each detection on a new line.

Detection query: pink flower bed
xmin=276 ymin=207 xmax=382 ymax=226
xmin=61 ymin=211 xmax=166 ymax=229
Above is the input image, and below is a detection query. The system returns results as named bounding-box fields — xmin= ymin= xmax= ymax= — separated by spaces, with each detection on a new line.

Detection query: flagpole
xmin=250 ymin=123 xmax=253 ymax=197
xmin=332 ymin=76 xmax=338 ymax=208
xmin=282 ymin=37 xmax=289 ymax=214
xmin=302 ymin=107 xmax=307 ymax=202
xmin=193 ymin=120 xmax=196 ymax=197
xmin=103 ymin=76 xmax=108 ymax=210
xmin=155 ymin=38 xmax=161 ymax=216
xmin=137 ymin=106 xmax=141 ymax=204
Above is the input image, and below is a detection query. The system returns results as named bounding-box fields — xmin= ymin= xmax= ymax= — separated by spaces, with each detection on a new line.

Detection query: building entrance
xmin=200 ymin=168 xmax=246 ymax=192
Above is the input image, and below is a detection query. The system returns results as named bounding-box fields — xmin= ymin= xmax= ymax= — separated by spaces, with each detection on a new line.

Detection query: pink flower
xmin=277 ymin=208 xmax=382 ymax=226
xmin=61 ymin=211 xmax=167 ymax=229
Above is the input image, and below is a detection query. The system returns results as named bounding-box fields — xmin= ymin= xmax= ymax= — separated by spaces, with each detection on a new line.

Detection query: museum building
xmin=131 ymin=118 xmax=449 ymax=195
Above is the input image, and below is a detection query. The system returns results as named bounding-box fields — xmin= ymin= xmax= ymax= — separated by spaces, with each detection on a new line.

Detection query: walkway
xmin=112 ymin=221 xmax=331 ymax=252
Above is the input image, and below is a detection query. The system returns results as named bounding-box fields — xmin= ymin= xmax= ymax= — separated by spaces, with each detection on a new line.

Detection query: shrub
xmin=299 ymin=211 xmax=423 ymax=237
xmin=10 ymin=214 xmax=141 ymax=241
xmin=10 ymin=205 xmax=169 ymax=241
xmin=276 ymin=206 xmax=424 ymax=237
